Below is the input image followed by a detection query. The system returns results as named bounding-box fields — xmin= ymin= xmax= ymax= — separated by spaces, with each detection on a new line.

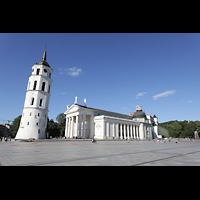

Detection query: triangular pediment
xmin=64 ymin=104 xmax=81 ymax=114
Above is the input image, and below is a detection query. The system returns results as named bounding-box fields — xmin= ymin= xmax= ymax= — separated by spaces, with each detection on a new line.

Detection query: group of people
xmin=0 ymin=136 xmax=11 ymax=142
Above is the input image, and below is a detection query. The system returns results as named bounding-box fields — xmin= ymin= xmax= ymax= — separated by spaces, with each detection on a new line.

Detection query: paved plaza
xmin=1 ymin=139 xmax=200 ymax=166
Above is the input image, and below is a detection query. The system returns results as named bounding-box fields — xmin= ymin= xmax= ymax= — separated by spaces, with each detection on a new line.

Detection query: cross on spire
xmin=43 ymin=47 xmax=47 ymax=61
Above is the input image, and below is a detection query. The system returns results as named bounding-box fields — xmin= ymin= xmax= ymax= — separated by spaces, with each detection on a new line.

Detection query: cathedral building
xmin=64 ymin=96 xmax=160 ymax=140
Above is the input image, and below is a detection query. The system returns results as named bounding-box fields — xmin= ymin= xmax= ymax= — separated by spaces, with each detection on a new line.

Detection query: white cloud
xmin=153 ymin=90 xmax=176 ymax=100
xmin=122 ymin=107 xmax=127 ymax=110
xmin=136 ymin=92 xmax=146 ymax=99
xmin=188 ymin=100 xmax=192 ymax=103
xmin=59 ymin=67 xmax=82 ymax=77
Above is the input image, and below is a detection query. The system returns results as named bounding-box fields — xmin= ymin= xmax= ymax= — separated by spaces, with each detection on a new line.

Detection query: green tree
xmin=10 ymin=115 xmax=22 ymax=138
xmin=159 ymin=120 xmax=200 ymax=138
xmin=47 ymin=119 xmax=60 ymax=137
xmin=168 ymin=121 xmax=182 ymax=137
xmin=56 ymin=113 xmax=66 ymax=137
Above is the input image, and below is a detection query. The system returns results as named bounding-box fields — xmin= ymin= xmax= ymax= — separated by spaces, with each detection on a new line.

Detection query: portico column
xmin=82 ymin=114 xmax=86 ymax=138
xmin=78 ymin=114 xmax=82 ymax=138
xmin=113 ymin=123 xmax=116 ymax=138
xmin=70 ymin=116 xmax=74 ymax=138
xmin=90 ymin=115 xmax=94 ymax=139
xmin=106 ymin=121 xmax=110 ymax=138
xmin=130 ymin=125 xmax=133 ymax=139
xmin=141 ymin=124 xmax=145 ymax=139
xmin=65 ymin=117 xmax=68 ymax=138
xmin=67 ymin=118 xmax=70 ymax=138
xmin=120 ymin=124 xmax=123 ymax=139
xmin=133 ymin=125 xmax=135 ymax=139
xmin=127 ymin=124 xmax=130 ymax=139
xmin=124 ymin=124 xmax=126 ymax=139
xmin=136 ymin=126 xmax=138 ymax=139
xmin=116 ymin=123 xmax=119 ymax=139
xmin=75 ymin=115 xmax=78 ymax=138
xmin=137 ymin=126 xmax=140 ymax=138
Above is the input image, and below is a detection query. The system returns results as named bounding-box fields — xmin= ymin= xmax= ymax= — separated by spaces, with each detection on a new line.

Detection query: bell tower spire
xmin=43 ymin=45 xmax=47 ymax=60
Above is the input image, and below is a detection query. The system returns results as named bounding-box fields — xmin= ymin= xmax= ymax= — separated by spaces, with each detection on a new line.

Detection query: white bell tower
xmin=15 ymin=49 xmax=53 ymax=140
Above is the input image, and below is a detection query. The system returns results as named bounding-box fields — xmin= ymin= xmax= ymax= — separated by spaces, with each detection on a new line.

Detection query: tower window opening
xmin=39 ymin=99 xmax=43 ymax=107
xmin=42 ymin=82 xmax=45 ymax=91
xmin=36 ymin=122 xmax=38 ymax=126
xmin=33 ymin=81 xmax=37 ymax=90
xmin=44 ymin=69 xmax=47 ymax=73
xmin=36 ymin=69 xmax=40 ymax=75
xmin=27 ymin=122 xmax=29 ymax=125
xmin=38 ymin=129 xmax=40 ymax=134
xmin=31 ymin=98 xmax=34 ymax=105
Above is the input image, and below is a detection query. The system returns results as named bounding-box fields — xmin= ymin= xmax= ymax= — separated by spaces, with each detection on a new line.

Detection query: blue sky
xmin=1 ymin=33 xmax=200 ymax=123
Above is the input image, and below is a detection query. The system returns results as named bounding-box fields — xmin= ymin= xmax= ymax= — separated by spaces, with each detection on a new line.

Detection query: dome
xmin=132 ymin=110 xmax=146 ymax=118
xmin=36 ymin=49 xmax=50 ymax=67
xmin=37 ymin=59 xmax=50 ymax=67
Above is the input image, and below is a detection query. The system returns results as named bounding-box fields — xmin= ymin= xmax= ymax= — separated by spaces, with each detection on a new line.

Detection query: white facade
xmin=146 ymin=115 xmax=159 ymax=138
xmin=64 ymin=99 xmax=160 ymax=140
xmin=15 ymin=50 xmax=53 ymax=140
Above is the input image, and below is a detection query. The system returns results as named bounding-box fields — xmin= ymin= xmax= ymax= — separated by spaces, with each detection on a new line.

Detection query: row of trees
xmin=10 ymin=113 xmax=66 ymax=138
xmin=159 ymin=120 xmax=200 ymax=138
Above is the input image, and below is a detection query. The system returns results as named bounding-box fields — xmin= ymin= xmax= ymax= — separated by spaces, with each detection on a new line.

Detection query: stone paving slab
xmin=1 ymin=139 xmax=200 ymax=166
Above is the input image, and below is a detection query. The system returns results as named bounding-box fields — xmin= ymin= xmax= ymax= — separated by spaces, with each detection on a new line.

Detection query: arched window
xmin=31 ymin=98 xmax=34 ymax=105
xmin=36 ymin=69 xmax=40 ymax=75
xmin=42 ymin=82 xmax=45 ymax=91
xmin=33 ymin=81 xmax=37 ymax=90
xmin=39 ymin=99 xmax=43 ymax=107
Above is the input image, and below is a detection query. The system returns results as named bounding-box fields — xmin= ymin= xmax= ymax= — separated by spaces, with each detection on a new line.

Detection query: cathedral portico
xmin=65 ymin=105 xmax=96 ymax=139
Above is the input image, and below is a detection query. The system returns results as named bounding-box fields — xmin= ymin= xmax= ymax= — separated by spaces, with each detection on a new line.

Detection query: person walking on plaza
xmin=194 ymin=130 xmax=199 ymax=139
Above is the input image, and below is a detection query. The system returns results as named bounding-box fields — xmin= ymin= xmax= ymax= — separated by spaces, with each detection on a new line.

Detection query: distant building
xmin=0 ymin=124 xmax=10 ymax=137
xmin=129 ymin=112 xmax=134 ymax=116
xmin=64 ymin=96 xmax=160 ymax=140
